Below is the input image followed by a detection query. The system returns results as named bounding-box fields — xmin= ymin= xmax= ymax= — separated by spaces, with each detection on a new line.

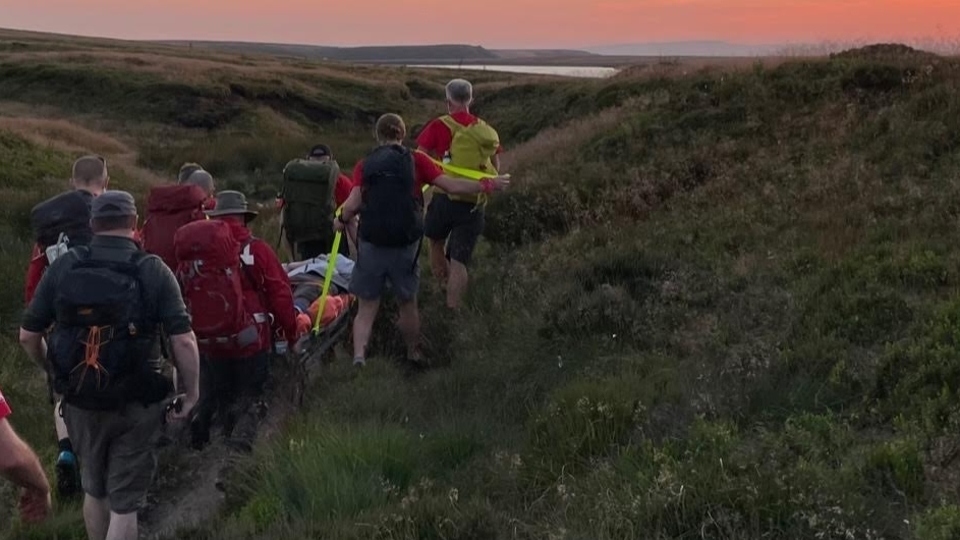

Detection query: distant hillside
xmin=492 ymin=48 xmax=598 ymax=59
xmin=585 ymin=40 xmax=781 ymax=57
xmin=156 ymin=40 xmax=500 ymax=62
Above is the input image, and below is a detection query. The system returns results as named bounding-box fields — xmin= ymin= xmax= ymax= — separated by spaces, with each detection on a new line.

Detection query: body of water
xmin=406 ymin=64 xmax=618 ymax=78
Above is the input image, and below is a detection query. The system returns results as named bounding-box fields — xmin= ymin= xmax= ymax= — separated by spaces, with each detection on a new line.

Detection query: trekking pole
xmin=312 ymin=206 xmax=344 ymax=336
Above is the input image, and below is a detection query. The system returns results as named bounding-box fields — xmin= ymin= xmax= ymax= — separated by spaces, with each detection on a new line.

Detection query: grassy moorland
xmin=5 ymin=26 xmax=960 ymax=540
xmin=0 ymin=27 xmax=536 ymax=537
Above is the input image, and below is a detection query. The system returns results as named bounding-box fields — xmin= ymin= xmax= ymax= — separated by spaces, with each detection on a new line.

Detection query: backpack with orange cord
xmin=46 ymin=246 xmax=169 ymax=411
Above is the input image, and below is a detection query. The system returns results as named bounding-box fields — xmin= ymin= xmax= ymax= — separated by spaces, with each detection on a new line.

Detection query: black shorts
xmin=424 ymin=194 xmax=484 ymax=266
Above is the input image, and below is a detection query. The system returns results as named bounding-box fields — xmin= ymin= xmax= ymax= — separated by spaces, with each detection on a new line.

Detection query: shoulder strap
xmin=130 ymin=250 xmax=159 ymax=269
xmin=70 ymin=245 xmax=92 ymax=264
xmin=438 ymin=115 xmax=462 ymax=134
xmin=239 ymin=238 xmax=255 ymax=266
xmin=237 ymin=238 xmax=270 ymax=317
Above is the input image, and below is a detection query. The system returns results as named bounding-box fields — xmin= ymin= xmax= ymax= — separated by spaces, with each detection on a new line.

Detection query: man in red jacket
xmin=141 ymin=169 xmax=216 ymax=269
xmin=188 ymin=190 xmax=302 ymax=452
xmin=141 ymin=168 xmax=217 ymax=398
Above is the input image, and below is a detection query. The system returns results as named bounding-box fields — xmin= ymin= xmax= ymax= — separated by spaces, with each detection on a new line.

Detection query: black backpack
xmin=358 ymin=144 xmax=424 ymax=247
xmin=30 ymin=190 xmax=94 ymax=250
xmin=47 ymin=247 xmax=168 ymax=411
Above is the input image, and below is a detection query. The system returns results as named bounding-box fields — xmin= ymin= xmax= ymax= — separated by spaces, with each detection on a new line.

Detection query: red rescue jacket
xmin=222 ymin=219 xmax=299 ymax=354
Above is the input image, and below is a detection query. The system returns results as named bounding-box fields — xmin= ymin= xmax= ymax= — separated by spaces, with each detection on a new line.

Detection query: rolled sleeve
xmin=21 ymin=256 xmax=65 ymax=333
xmin=0 ymin=388 xmax=11 ymax=419
xmin=146 ymin=259 xmax=192 ymax=336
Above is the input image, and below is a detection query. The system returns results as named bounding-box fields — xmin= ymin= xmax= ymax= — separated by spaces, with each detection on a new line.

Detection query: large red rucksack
xmin=173 ymin=220 xmax=264 ymax=356
xmin=142 ymin=184 xmax=208 ymax=270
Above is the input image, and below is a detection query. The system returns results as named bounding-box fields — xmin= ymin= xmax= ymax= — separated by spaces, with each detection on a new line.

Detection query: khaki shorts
xmin=63 ymin=401 xmax=165 ymax=514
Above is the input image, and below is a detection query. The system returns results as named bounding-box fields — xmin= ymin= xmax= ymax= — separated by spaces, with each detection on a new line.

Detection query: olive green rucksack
xmin=280 ymin=159 xmax=339 ymax=244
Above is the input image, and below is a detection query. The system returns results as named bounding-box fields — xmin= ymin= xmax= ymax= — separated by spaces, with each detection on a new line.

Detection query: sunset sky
xmin=4 ymin=0 xmax=959 ymax=48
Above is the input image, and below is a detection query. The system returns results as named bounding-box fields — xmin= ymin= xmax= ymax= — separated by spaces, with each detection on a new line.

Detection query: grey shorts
xmin=63 ymin=401 xmax=165 ymax=514
xmin=350 ymin=239 xmax=422 ymax=302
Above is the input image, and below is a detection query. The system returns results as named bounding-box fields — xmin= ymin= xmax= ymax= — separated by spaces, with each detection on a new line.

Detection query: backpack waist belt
xmin=196 ymin=312 xmax=269 ymax=345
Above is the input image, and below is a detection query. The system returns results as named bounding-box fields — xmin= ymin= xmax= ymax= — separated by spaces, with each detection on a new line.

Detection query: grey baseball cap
xmin=91 ymin=190 xmax=137 ymax=219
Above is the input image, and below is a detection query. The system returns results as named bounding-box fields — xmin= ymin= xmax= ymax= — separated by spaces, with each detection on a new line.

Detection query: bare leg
xmin=106 ymin=511 xmax=137 ymax=540
xmin=83 ymin=495 xmax=110 ymax=540
xmin=396 ymin=297 xmax=422 ymax=360
xmin=428 ymin=238 xmax=449 ymax=288
xmin=54 ymin=401 xmax=68 ymax=440
xmin=352 ymin=298 xmax=380 ymax=365
xmin=446 ymin=260 xmax=469 ymax=311
xmin=346 ymin=219 xmax=359 ymax=261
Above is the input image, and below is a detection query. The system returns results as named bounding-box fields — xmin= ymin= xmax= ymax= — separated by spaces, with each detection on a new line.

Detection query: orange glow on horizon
xmin=3 ymin=0 xmax=960 ymax=49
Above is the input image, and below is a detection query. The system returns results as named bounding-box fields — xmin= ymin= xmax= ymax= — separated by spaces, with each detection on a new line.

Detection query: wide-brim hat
xmin=204 ymin=190 xmax=258 ymax=220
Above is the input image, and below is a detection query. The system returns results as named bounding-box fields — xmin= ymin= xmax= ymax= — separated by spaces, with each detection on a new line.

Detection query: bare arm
xmin=338 ymin=187 xmax=363 ymax=222
xmin=345 ymin=218 xmax=359 ymax=260
xmin=168 ymin=332 xmax=200 ymax=409
xmin=18 ymin=329 xmax=46 ymax=370
xmin=0 ymin=419 xmax=50 ymax=495
xmin=433 ymin=174 xmax=509 ymax=196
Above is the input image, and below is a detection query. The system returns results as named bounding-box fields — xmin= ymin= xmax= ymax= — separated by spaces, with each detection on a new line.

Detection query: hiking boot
xmin=353 ymin=356 xmax=366 ymax=368
xmin=55 ymin=450 xmax=81 ymax=499
xmin=156 ymin=433 xmax=174 ymax=448
xmin=189 ymin=420 xmax=211 ymax=451
xmin=224 ymin=437 xmax=254 ymax=454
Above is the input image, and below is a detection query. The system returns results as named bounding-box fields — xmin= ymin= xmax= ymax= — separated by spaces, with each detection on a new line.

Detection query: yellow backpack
xmin=434 ymin=115 xmax=500 ymax=204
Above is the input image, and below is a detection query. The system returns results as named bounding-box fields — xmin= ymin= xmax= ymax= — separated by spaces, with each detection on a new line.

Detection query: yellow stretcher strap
xmin=312 ymin=205 xmax=344 ymax=335
xmin=415 ymin=150 xmax=498 ymax=208
xmin=314 ymin=185 xmax=459 ymax=333
xmin=415 ymin=149 xmax=496 ymax=181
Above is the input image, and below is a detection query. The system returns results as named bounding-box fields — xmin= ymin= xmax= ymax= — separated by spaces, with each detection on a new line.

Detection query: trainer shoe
xmin=55 ymin=450 xmax=81 ymax=499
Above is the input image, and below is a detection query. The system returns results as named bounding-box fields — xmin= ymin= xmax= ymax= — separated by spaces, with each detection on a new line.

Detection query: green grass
xmin=6 ymin=31 xmax=960 ymax=540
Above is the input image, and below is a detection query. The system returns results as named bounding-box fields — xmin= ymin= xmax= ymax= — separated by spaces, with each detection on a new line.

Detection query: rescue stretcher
xmin=282 ymin=217 xmax=357 ymax=384
xmin=284 ymin=252 xmax=356 ymax=365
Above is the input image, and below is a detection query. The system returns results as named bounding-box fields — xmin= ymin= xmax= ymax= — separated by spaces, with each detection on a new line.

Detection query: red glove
xmin=296 ymin=313 xmax=311 ymax=337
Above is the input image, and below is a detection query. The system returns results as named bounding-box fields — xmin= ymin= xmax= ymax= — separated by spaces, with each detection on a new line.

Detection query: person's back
xmin=175 ymin=218 xmax=264 ymax=359
xmin=22 ymin=155 xmax=109 ymax=502
xmin=141 ymin=168 xmax=214 ymax=393
xmin=357 ymin=144 xmax=424 ymax=247
xmin=178 ymin=190 xmax=300 ymax=451
xmin=279 ymin=144 xmax=346 ymax=260
xmin=26 ymin=188 xmax=95 ymax=304
xmin=430 ymin=114 xmax=500 ymax=203
xmin=142 ymin=170 xmax=214 ymax=270
xmin=417 ymin=78 xmax=504 ymax=311
xmin=19 ymin=190 xmax=200 ymax=539
xmin=335 ymin=113 xmax=509 ymax=368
